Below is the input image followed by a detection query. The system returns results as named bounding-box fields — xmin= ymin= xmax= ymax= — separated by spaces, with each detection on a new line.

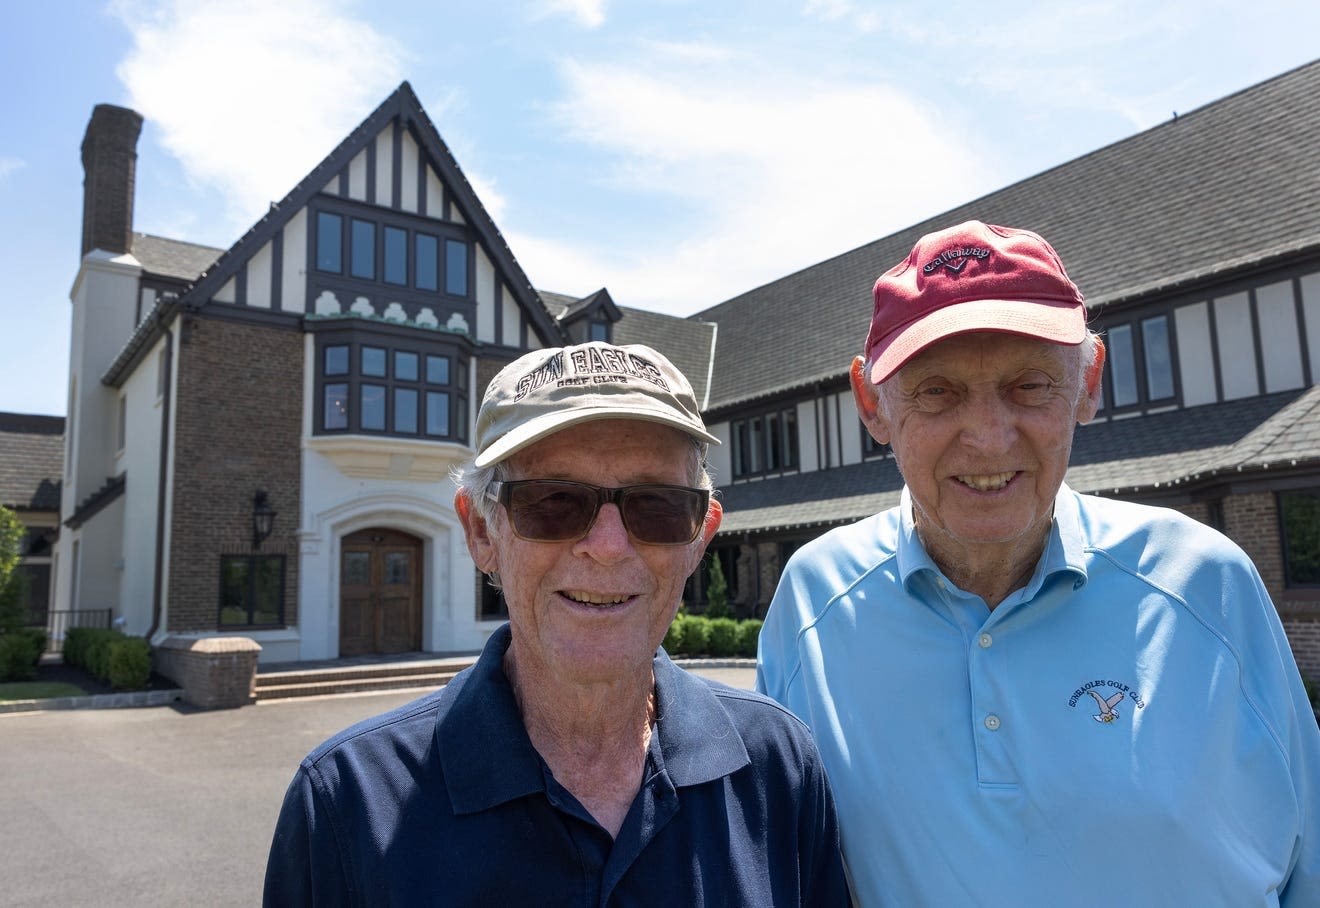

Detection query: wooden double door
xmin=340 ymin=528 xmax=422 ymax=657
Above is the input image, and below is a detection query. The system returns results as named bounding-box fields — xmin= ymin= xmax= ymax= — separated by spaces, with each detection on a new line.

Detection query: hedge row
xmin=663 ymin=614 xmax=763 ymax=658
xmin=64 ymin=627 xmax=152 ymax=691
xmin=0 ymin=628 xmax=47 ymax=682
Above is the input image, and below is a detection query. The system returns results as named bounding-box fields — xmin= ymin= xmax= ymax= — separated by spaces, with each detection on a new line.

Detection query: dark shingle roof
xmin=0 ymin=412 xmax=64 ymax=512
xmin=695 ymin=59 xmax=1320 ymax=411
xmin=131 ymin=233 xmax=222 ymax=282
xmin=612 ymin=306 xmax=717 ymax=408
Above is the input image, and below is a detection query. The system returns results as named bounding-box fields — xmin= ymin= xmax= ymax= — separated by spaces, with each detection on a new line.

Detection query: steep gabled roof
xmin=0 ymin=412 xmax=64 ymax=512
xmin=695 ymin=58 xmax=1320 ymax=412
xmin=104 ymin=82 xmax=567 ymax=388
xmin=181 ymin=82 xmax=560 ymax=343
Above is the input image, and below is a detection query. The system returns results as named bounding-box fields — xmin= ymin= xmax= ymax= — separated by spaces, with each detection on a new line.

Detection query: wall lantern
xmin=252 ymin=489 xmax=277 ymax=550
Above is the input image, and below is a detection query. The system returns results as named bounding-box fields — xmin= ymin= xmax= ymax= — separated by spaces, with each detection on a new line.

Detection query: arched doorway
xmin=340 ymin=527 xmax=423 ymax=657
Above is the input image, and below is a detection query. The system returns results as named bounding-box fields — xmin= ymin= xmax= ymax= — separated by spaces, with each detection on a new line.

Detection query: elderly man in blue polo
xmin=758 ymin=220 xmax=1320 ymax=906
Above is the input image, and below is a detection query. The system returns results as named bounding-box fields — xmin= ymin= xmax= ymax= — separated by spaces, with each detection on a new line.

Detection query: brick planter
xmin=156 ymin=636 xmax=262 ymax=710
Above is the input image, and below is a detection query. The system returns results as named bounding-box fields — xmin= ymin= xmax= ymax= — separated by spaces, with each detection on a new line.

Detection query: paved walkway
xmin=0 ymin=664 xmax=754 ymax=907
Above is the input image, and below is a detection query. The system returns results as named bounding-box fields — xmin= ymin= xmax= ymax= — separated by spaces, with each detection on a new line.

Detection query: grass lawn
xmin=0 ymin=680 xmax=88 ymax=702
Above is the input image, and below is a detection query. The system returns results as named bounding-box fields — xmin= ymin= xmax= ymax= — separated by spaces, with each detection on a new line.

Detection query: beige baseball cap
xmin=473 ymin=341 xmax=719 ymax=467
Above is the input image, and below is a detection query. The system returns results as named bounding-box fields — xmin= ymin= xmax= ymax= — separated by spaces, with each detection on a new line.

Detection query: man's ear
xmin=455 ymin=491 xmax=499 ymax=574
xmin=685 ymin=498 xmax=724 ymax=577
xmin=1077 ymin=338 xmax=1106 ymax=425
xmin=850 ymin=356 xmax=891 ymax=445
xmin=701 ymin=497 xmax=723 ymax=546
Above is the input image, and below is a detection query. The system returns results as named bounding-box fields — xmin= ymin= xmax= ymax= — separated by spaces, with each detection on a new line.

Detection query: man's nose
xmin=958 ymin=392 xmax=1016 ymax=453
xmin=575 ymin=502 xmax=633 ymax=559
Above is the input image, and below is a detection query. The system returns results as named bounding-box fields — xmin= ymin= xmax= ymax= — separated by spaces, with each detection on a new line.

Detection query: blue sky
xmin=3 ymin=0 xmax=1318 ymax=417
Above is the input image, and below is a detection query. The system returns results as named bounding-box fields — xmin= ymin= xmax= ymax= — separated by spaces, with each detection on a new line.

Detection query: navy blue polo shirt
xmin=264 ymin=624 xmax=849 ymax=906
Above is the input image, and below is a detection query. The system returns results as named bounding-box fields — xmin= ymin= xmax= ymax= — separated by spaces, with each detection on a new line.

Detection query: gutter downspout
xmin=146 ymin=325 xmax=173 ymax=641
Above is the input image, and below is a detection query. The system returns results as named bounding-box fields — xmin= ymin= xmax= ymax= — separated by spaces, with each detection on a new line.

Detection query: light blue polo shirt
xmin=758 ymin=484 xmax=1319 ymax=906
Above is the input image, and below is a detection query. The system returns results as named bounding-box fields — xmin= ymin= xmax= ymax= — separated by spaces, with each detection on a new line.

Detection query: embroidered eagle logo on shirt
xmin=1068 ymin=678 xmax=1146 ymax=724
xmin=1086 ymin=690 xmax=1123 ymax=723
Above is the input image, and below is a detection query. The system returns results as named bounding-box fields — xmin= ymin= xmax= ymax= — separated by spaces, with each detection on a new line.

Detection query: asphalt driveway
xmin=0 ymin=666 xmax=754 ymax=907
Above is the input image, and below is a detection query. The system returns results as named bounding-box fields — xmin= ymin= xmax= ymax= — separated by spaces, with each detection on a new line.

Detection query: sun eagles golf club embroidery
xmin=1068 ymin=678 xmax=1146 ymax=724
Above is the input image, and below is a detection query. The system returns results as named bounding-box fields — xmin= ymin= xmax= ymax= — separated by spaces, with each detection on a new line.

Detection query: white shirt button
xmin=984 ymin=714 xmax=1001 ymax=731
xmin=978 ymin=633 xmax=993 ymax=648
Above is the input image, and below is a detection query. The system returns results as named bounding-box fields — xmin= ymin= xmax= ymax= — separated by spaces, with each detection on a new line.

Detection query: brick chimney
xmin=81 ymin=104 xmax=144 ymax=257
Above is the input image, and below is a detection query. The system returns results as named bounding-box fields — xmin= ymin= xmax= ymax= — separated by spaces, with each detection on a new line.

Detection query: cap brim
xmin=474 ymin=405 xmax=720 ymax=468
xmin=868 ymin=298 xmax=1086 ymax=384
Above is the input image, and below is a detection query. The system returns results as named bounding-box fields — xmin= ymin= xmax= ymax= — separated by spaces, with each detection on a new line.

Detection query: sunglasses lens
xmin=501 ymin=481 xmax=707 ymax=544
xmin=505 ymin=482 xmax=597 ymax=541
xmin=620 ymin=487 xmax=706 ymax=545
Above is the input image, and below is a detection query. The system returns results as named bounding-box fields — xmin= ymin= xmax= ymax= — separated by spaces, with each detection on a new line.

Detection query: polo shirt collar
xmin=437 ymin=623 xmax=749 ymax=814
xmin=895 ymin=484 xmax=1090 ymax=595
xmin=437 ymin=623 xmax=545 ymax=815
xmin=651 ymin=647 xmax=750 ymax=787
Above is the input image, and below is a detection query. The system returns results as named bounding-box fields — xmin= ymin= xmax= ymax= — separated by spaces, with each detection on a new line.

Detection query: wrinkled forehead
xmin=886 ymin=331 xmax=1081 ymax=384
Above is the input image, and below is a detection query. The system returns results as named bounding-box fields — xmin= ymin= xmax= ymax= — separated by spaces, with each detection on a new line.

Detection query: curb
xmin=672 ymin=658 xmax=757 ymax=670
xmin=1 ymin=659 xmax=755 ymax=715
xmin=0 ymin=687 xmax=184 ymax=715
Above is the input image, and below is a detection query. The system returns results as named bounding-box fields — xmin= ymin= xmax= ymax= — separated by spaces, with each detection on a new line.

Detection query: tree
xmin=705 ymin=554 xmax=730 ymax=619
xmin=0 ymin=505 xmax=25 ymax=631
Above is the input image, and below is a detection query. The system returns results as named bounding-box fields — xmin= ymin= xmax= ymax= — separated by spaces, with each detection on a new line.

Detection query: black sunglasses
xmin=489 ymin=480 xmax=710 ymax=545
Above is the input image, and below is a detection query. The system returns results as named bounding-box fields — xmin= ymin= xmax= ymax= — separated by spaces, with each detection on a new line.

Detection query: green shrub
xmin=64 ymin=626 xmax=95 ymax=670
xmin=0 ymin=630 xmax=41 ymax=681
xmin=107 ymin=638 xmax=152 ymax=691
xmin=737 ymin=619 xmax=763 ymax=657
xmin=706 ymin=618 xmax=740 ymax=657
xmin=679 ymin=615 xmax=710 ymax=656
xmin=665 ymin=615 xmax=763 ymax=658
xmin=662 ymin=613 xmax=686 ymax=654
xmin=63 ymin=628 xmax=151 ymax=690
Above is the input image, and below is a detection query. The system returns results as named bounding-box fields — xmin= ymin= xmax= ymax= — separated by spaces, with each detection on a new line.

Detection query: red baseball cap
xmin=864 ymin=220 xmax=1087 ymax=384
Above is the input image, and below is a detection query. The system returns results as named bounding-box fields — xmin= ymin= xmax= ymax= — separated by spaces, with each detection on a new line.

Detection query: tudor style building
xmin=54 ymin=62 xmax=1320 ymax=675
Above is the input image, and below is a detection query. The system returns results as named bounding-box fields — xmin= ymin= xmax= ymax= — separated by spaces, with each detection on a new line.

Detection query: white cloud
xmin=111 ymin=0 xmax=406 ymax=236
xmin=0 ymin=157 xmax=25 ymax=181
xmin=523 ymin=55 xmax=985 ymax=313
xmin=534 ymin=0 xmax=607 ymax=28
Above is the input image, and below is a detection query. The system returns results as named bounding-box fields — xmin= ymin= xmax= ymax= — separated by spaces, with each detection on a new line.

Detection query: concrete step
xmin=254 ymin=658 xmax=475 ymax=702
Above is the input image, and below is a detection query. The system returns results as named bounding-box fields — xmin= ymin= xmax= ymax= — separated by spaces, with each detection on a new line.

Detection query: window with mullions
xmin=731 ymin=407 xmax=799 ymax=479
xmin=314 ymin=210 xmax=471 ymax=298
xmin=1280 ymin=489 xmax=1320 ymax=588
xmin=219 ymin=555 xmax=285 ymax=627
xmin=1103 ymin=316 xmax=1175 ymax=411
xmin=317 ymin=340 xmax=468 ymax=441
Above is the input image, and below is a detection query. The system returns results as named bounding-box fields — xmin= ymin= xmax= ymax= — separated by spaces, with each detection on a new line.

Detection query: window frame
xmin=1279 ymin=488 xmax=1320 ymax=590
xmin=312 ymin=328 xmax=470 ymax=442
xmin=1098 ymin=310 xmax=1180 ymax=415
xmin=730 ymin=405 xmax=800 ymax=479
xmin=218 ymin=554 xmax=286 ymax=628
xmin=310 ymin=202 xmax=472 ymax=303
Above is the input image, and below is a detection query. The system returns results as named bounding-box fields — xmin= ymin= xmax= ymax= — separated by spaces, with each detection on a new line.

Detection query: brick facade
xmin=167 ymin=315 xmax=303 ymax=632
xmin=1221 ymin=492 xmax=1286 ymax=596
